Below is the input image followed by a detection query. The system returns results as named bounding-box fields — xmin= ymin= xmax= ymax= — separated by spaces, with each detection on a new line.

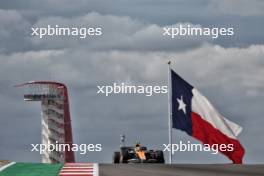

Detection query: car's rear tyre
xmin=113 ymin=151 xmax=120 ymax=163
xmin=120 ymin=149 xmax=129 ymax=163
xmin=156 ymin=150 xmax=165 ymax=163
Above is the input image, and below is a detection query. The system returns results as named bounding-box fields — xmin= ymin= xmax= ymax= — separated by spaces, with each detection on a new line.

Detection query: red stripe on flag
xmin=191 ymin=112 xmax=245 ymax=164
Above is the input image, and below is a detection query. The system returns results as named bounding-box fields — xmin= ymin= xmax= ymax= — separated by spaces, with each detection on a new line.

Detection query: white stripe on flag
xmin=191 ymin=88 xmax=242 ymax=139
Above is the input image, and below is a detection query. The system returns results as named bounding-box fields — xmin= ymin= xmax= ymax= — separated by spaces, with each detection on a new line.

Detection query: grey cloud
xmin=0 ymin=10 xmax=31 ymax=54
xmin=0 ymin=1 xmax=263 ymax=54
xmin=30 ymin=13 xmax=212 ymax=52
xmin=208 ymin=0 xmax=264 ymax=16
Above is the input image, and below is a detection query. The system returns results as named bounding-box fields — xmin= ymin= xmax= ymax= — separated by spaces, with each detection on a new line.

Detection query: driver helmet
xmin=135 ymin=142 xmax=141 ymax=151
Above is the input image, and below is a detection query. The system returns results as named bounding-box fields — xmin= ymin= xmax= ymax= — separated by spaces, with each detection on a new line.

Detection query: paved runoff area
xmin=0 ymin=162 xmax=264 ymax=176
xmin=100 ymin=164 xmax=264 ymax=176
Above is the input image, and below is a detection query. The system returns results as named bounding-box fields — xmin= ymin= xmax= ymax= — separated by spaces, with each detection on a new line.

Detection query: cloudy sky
xmin=0 ymin=0 xmax=263 ymax=164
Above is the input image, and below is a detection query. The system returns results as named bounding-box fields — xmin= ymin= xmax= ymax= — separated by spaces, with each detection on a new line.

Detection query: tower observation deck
xmin=16 ymin=81 xmax=75 ymax=163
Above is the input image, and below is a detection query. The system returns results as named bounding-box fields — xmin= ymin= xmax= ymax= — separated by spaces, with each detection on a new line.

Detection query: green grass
xmin=0 ymin=163 xmax=63 ymax=176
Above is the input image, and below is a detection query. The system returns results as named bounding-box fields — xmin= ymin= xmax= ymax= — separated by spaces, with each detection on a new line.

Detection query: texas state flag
xmin=171 ymin=69 xmax=245 ymax=164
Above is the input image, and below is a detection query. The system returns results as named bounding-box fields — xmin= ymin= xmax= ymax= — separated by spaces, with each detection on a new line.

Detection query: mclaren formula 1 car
xmin=113 ymin=143 xmax=165 ymax=163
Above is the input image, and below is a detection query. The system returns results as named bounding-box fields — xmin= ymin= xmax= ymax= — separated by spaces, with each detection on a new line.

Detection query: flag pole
xmin=167 ymin=60 xmax=172 ymax=164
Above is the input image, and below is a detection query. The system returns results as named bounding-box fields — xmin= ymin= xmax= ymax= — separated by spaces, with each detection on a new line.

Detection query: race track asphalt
xmin=99 ymin=164 xmax=264 ymax=176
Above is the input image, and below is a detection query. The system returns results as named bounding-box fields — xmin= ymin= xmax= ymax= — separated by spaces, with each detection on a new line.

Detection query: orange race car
xmin=113 ymin=142 xmax=165 ymax=163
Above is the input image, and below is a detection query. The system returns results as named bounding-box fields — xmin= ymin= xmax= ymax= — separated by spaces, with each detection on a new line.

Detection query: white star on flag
xmin=177 ymin=95 xmax=186 ymax=114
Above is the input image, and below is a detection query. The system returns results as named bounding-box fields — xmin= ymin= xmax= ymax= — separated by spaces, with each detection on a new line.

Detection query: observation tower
xmin=16 ymin=81 xmax=75 ymax=163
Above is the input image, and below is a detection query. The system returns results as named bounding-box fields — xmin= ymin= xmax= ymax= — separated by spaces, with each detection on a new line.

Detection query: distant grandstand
xmin=16 ymin=81 xmax=75 ymax=163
